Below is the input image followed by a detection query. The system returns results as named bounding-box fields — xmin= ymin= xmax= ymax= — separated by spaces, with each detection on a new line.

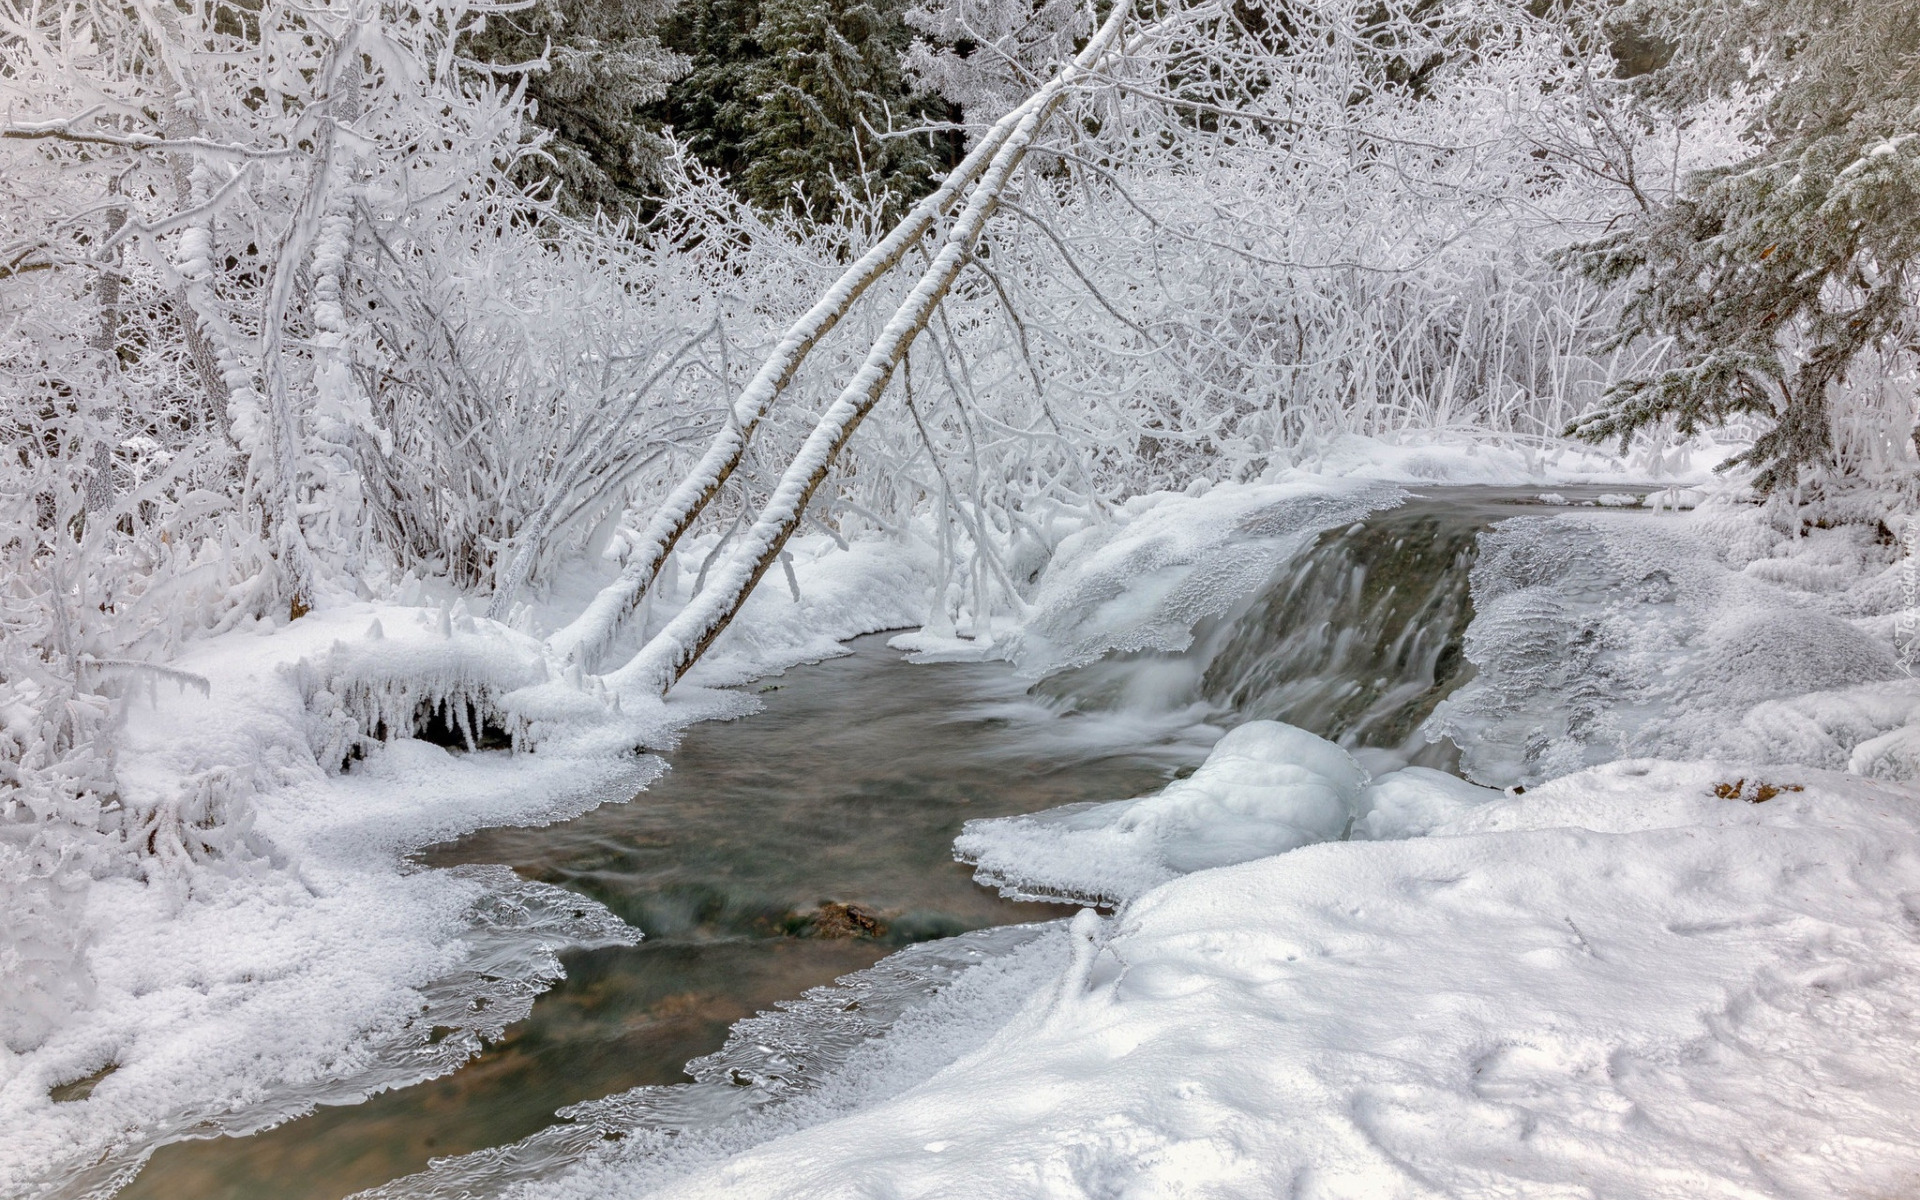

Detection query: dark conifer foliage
xmin=653 ymin=0 xmax=953 ymax=221
xmin=474 ymin=0 xmax=954 ymax=221
xmin=1564 ymin=0 xmax=1920 ymax=491
xmin=465 ymin=0 xmax=689 ymax=214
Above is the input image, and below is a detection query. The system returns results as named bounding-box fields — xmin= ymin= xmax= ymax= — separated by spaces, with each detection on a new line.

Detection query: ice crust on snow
xmin=362 ymin=923 xmax=1074 ymax=1200
xmin=957 ymin=721 xmax=1500 ymax=905
xmin=610 ymin=760 xmax=1920 ymax=1200
xmin=1428 ymin=507 xmax=1910 ymax=786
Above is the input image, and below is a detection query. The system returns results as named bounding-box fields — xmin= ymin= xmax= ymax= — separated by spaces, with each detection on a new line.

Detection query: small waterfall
xmin=1197 ymin=506 xmax=1479 ymax=760
xmin=1035 ymin=490 xmax=1617 ymax=769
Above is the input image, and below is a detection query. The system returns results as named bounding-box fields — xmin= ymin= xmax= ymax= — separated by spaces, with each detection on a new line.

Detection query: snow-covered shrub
xmin=0 ymin=0 xmax=703 ymax=1043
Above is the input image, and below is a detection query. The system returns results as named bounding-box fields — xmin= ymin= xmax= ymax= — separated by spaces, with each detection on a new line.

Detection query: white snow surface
xmin=957 ymin=722 xmax=1507 ymax=905
xmin=1428 ymin=502 xmax=1912 ymax=787
xmin=0 ymin=534 xmax=933 ymax=1199
xmin=1000 ymin=431 xmax=1715 ymax=681
xmin=956 ymin=722 xmax=1367 ymax=904
xmin=1351 ymin=765 xmax=1505 ymax=840
xmin=589 ymin=758 xmax=1920 ymax=1200
xmin=1005 ymin=478 xmax=1404 ymax=679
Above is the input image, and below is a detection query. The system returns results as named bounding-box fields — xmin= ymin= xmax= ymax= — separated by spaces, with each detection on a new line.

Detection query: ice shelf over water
xmin=956 ymin=721 xmax=1503 ymax=905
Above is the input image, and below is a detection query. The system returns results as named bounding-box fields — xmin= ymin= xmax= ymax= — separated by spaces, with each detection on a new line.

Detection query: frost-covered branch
xmin=610 ymin=0 xmax=1135 ymax=692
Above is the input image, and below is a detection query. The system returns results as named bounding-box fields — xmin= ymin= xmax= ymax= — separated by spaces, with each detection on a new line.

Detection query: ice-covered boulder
xmin=957 ymin=721 xmax=1368 ymax=903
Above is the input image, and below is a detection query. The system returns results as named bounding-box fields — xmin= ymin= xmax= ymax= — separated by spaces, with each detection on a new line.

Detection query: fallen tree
xmin=534 ymin=26 xmax=1105 ymax=669
xmin=601 ymin=0 xmax=1135 ymax=692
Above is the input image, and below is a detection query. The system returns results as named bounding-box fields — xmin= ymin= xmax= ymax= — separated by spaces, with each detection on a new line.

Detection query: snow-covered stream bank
xmin=2 ymin=536 xmax=938 ymax=1199
xmin=12 ymin=449 xmax=1920 ymax=1200
xmin=117 ymin=638 xmax=1204 ymax=1199
xmin=397 ymin=478 xmax=1920 ymax=1200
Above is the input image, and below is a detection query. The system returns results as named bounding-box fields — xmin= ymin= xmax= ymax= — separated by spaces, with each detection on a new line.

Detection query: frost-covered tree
xmin=901 ymin=0 xmax=1084 ymax=119
xmin=1564 ymin=0 xmax=1920 ymax=492
xmin=571 ymin=0 xmax=1715 ymax=688
xmin=0 ymin=0 xmax=749 ymax=1046
xmin=652 ymin=0 xmax=767 ymax=185
xmin=464 ymin=0 xmax=689 ymax=214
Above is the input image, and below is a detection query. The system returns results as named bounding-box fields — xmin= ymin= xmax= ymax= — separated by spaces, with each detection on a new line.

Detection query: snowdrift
xmin=956 ymin=721 xmax=1500 ymax=905
xmin=613 ymin=758 xmax=1920 ymax=1200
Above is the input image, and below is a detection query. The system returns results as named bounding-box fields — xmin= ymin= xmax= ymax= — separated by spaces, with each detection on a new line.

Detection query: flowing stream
xmin=119 ymin=643 xmax=1205 ymax=1200
xmin=114 ymin=485 xmax=1630 ymax=1200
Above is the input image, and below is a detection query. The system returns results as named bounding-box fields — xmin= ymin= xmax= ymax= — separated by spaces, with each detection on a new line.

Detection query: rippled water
xmin=120 ymin=639 xmax=1209 ymax=1200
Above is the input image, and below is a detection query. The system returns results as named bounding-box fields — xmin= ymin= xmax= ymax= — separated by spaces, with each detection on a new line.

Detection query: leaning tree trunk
xmin=539 ymin=2 xmax=1127 ymax=671
xmin=604 ymin=0 xmax=1134 ymax=694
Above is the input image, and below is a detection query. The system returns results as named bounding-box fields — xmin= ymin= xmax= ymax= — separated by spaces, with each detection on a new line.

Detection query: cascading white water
xmin=1031 ymin=489 xmax=1605 ymax=771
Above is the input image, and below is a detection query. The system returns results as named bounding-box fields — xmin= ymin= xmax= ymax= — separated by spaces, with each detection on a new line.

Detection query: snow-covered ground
xmin=0 ymin=535 xmax=931 ymax=1197
xmin=455 ymin=441 xmax=1920 ymax=1199
xmin=587 ymin=756 xmax=1920 ymax=1199
xmin=17 ymin=430 xmax=1919 ymax=1200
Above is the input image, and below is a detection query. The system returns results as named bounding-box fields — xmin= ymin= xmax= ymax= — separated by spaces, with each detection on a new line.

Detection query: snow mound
xmin=957 ymin=721 xmax=1368 ymax=904
xmin=0 ymin=606 xmax=661 ymax=1199
xmin=291 ymin=603 xmax=550 ymax=766
xmin=625 ymin=760 xmax=1920 ymax=1200
xmin=1007 ymin=479 xmax=1403 ymax=678
xmin=1351 ymin=765 xmax=1503 ymax=840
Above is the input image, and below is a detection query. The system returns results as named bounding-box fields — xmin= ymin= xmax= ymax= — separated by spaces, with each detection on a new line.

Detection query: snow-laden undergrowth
xmin=0 ymin=534 xmax=931 ymax=1200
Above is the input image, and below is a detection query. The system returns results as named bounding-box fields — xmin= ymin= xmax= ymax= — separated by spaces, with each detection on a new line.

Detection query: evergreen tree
xmin=652 ymin=0 xmax=768 ymax=186
xmin=1564 ymin=0 xmax=1920 ymax=491
xmin=656 ymin=0 xmax=950 ymax=222
xmin=466 ymin=0 xmax=689 ymax=214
